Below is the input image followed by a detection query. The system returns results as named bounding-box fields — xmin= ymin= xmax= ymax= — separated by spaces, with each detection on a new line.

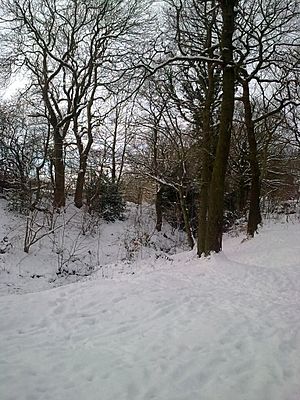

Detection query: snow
xmin=0 ymin=199 xmax=188 ymax=295
xmin=1 ymin=199 xmax=300 ymax=400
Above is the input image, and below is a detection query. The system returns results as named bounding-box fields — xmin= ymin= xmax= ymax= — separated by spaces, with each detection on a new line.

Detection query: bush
xmin=6 ymin=188 xmax=31 ymax=215
xmin=86 ymin=175 xmax=125 ymax=222
xmin=99 ymin=180 xmax=126 ymax=222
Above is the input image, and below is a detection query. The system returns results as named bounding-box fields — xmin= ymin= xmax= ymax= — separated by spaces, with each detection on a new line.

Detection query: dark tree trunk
xmin=73 ymin=96 xmax=94 ymax=209
xmin=197 ymin=65 xmax=215 ymax=255
xmin=198 ymin=146 xmax=211 ymax=255
xmin=178 ymin=187 xmax=194 ymax=249
xmin=205 ymin=0 xmax=236 ymax=254
xmin=53 ymin=133 xmax=65 ymax=208
xmin=155 ymin=186 xmax=163 ymax=232
xmin=242 ymin=80 xmax=262 ymax=236
xmin=197 ymin=4 xmax=216 ymax=256
xmin=153 ymin=124 xmax=163 ymax=232
xmin=111 ymin=109 xmax=119 ymax=186
xmin=42 ymin=69 xmax=67 ymax=210
xmin=74 ymin=155 xmax=88 ymax=209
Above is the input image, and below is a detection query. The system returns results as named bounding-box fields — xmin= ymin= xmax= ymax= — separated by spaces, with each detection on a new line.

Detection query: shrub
xmin=86 ymin=175 xmax=125 ymax=221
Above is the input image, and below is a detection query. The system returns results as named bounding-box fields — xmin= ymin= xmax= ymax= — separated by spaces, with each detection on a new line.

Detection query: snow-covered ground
xmin=0 ymin=198 xmax=188 ymax=295
xmin=1 ymin=198 xmax=300 ymax=400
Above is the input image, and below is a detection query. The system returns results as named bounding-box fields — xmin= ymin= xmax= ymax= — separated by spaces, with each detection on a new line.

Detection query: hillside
xmin=1 ymin=199 xmax=300 ymax=400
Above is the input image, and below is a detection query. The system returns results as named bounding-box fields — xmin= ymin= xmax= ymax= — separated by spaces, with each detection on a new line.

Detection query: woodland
xmin=0 ymin=0 xmax=299 ymax=257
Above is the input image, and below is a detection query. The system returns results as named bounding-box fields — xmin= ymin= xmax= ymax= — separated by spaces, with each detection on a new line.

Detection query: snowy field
xmin=1 ymin=199 xmax=300 ymax=400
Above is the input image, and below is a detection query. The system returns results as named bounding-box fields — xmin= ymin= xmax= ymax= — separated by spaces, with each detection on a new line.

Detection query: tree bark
xmin=242 ymin=80 xmax=262 ymax=236
xmin=74 ymin=154 xmax=88 ymax=209
xmin=53 ymin=132 xmax=65 ymax=208
xmin=155 ymin=186 xmax=163 ymax=232
xmin=111 ymin=108 xmax=120 ymax=186
xmin=73 ymin=88 xmax=95 ymax=208
xmin=205 ymin=0 xmax=236 ymax=254
xmin=179 ymin=187 xmax=194 ymax=249
xmin=153 ymin=124 xmax=164 ymax=232
xmin=197 ymin=65 xmax=215 ymax=255
xmin=197 ymin=2 xmax=217 ymax=256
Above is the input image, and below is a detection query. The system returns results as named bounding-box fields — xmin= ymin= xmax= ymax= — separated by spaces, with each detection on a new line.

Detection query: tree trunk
xmin=198 ymin=149 xmax=211 ymax=255
xmin=197 ymin=2 xmax=216 ymax=256
xmin=74 ymin=155 xmax=88 ymax=209
xmin=155 ymin=185 xmax=163 ymax=232
xmin=53 ymin=133 xmax=65 ymax=208
xmin=111 ymin=108 xmax=119 ymax=186
xmin=197 ymin=64 xmax=215 ymax=256
xmin=242 ymin=80 xmax=262 ymax=236
xmin=179 ymin=187 xmax=194 ymax=249
xmin=205 ymin=0 xmax=236 ymax=254
xmin=152 ymin=124 xmax=163 ymax=231
xmin=73 ymin=96 xmax=94 ymax=208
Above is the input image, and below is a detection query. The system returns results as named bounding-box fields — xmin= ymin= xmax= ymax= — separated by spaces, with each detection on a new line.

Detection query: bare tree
xmin=1 ymin=0 xmax=148 ymax=208
xmin=235 ymin=0 xmax=299 ymax=236
xmin=0 ymin=101 xmax=50 ymax=209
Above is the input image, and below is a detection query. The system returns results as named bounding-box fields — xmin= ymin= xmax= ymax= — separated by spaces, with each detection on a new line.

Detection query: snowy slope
xmin=1 ymin=200 xmax=300 ymax=400
xmin=0 ymin=198 xmax=188 ymax=295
